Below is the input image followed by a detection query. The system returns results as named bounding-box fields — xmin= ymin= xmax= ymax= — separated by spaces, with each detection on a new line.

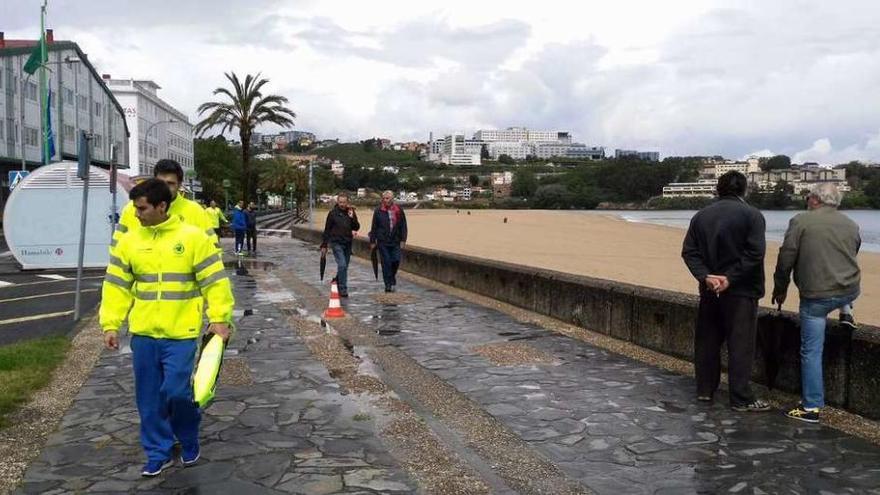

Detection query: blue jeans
xmin=331 ymin=242 xmax=352 ymax=293
xmin=234 ymin=229 xmax=245 ymax=253
xmin=799 ymin=291 xmax=859 ymax=409
xmin=377 ymin=243 xmax=401 ymax=288
xmin=131 ymin=335 xmax=201 ymax=462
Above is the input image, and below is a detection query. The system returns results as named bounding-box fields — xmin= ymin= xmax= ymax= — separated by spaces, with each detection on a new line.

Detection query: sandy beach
xmin=394 ymin=209 xmax=880 ymax=326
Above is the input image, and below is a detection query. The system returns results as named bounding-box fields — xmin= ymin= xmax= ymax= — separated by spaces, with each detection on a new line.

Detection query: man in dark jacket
xmin=682 ymin=171 xmax=770 ymax=412
xmin=773 ymin=183 xmax=860 ymax=423
xmin=321 ymin=193 xmax=360 ymax=297
xmin=369 ymin=190 xmax=407 ymax=293
xmin=245 ymin=202 xmax=258 ymax=255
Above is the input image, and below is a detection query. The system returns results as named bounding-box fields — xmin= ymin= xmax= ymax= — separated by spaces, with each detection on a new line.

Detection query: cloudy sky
xmin=4 ymin=0 xmax=880 ymax=163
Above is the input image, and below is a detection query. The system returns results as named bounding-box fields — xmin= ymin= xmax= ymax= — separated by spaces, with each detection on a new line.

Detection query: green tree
xmin=498 ymin=154 xmax=515 ymax=165
xmin=760 ymin=155 xmax=791 ymax=171
xmin=468 ymin=174 xmax=480 ymax=187
xmin=194 ymin=136 xmax=242 ymax=205
xmin=532 ymin=184 xmax=573 ymax=209
xmin=511 ymin=169 xmax=538 ymax=198
xmin=194 ymin=72 xmax=296 ymax=203
xmin=481 ymin=145 xmax=490 ymax=160
xmin=864 ymin=176 xmax=880 ymax=208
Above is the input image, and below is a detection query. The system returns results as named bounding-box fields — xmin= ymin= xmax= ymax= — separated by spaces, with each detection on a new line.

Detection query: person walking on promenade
xmin=321 ymin=192 xmax=360 ymax=297
xmin=231 ymin=201 xmax=248 ymax=256
xmin=682 ymin=171 xmax=771 ymax=412
xmin=113 ymin=160 xmax=219 ymax=254
xmin=206 ymin=200 xmax=227 ymax=238
xmin=100 ymin=178 xmax=234 ymax=477
xmin=245 ymin=202 xmax=258 ymax=255
xmin=772 ymin=183 xmax=861 ymax=423
xmin=369 ymin=190 xmax=408 ymax=293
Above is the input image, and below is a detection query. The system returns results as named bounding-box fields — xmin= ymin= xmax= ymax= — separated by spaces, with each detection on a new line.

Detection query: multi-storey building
xmin=0 ymin=32 xmax=129 ymax=183
xmin=615 ymin=149 xmax=660 ymax=162
xmin=475 ymin=127 xmax=570 ymax=144
xmin=534 ymin=143 xmax=605 ymax=160
xmin=440 ymin=134 xmax=480 ymax=166
xmin=107 ymin=78 xmax=192 ymax=177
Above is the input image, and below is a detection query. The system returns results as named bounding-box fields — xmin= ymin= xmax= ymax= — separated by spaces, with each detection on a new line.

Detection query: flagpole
xmin=40 ymin=0 xmax=49 ymax=165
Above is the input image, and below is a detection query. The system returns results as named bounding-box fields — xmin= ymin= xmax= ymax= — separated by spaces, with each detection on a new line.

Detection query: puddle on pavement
xmin=224 ymin=259 xmax=276 ymax=276
xmin=660 ymin=400 xmax=687 ymax=413
xmin=498 ymin=332 xmax=520 ymax=337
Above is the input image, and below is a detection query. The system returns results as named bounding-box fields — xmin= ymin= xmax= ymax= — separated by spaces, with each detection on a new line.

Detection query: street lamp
xmin=142 ymin=118 xmax=175 ymax=175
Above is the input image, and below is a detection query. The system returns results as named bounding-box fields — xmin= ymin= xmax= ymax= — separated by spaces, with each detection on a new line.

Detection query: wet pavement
xmin=12 ymin=236 xmax=880 ymax=494
xmin=275 ymin=238 xmax=880 ymax=495
xmin=15 ymin=254 xmax=415 ymax=494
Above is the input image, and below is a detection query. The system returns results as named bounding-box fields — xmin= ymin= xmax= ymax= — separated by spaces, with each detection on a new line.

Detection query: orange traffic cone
xmin=323 ymin=279 xmax=346 ymax=319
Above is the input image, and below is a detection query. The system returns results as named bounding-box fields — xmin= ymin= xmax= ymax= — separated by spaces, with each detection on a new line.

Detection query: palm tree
xmin=194 ymin=72 xmax=295 ymax=203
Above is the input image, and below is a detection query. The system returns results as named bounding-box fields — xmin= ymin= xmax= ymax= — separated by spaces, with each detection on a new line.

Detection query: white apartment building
xmin=662 ymin=180 xmax=717 ymax=198
xmin=715 ymin=158 xmax=761 ymax=176
xmin=330 ymin=160 xmax=344 ymax=177
xmin=747 ymin=168 xmax=849 ymax=193
xmin=0 ymin=35 xmax=129 ymax=175
xmin=440 ymin=134 xmax=480 ymax=166
xmin=108 ymin=78 xmax=193 ymax=177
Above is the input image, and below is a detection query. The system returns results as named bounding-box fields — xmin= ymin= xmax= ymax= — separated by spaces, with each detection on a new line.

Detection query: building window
xmin=63 ymin=87 xmax=74 ymax=105
xmin=77 ymin=95 xmax=88 ymax=111
xmin=25 ymin=81 xmax=37 ymax=101
xmin=24 ymin=127 xmax=39 ymax=147
xmin=0 ymin=122 xmax=4 ymax=141
xmin=94 ymin=134 xmax=103 ymax=149
xmin=138 ymin=141 xmax=144 ymax=156
xmin=63 ymin=124 xmax=75 ymax=141
xmin=94 ymin=102 xmax=102 ymax=117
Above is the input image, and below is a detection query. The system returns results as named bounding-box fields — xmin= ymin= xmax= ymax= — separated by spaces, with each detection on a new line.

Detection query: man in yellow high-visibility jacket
xmin=112 ymin=159 xmax=220 ymax=255
xmin=101 ymin=178 xmax=234 ymax=477
xmin=205 ymin=199 xmax=227 ymax=238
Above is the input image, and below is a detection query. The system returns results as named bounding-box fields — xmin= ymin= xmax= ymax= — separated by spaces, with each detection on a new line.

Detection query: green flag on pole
xmin=22 ymin=32 xmax=46 ymax=75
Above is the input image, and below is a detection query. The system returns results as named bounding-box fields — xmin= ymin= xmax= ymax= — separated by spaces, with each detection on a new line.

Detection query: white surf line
xmin=0 ymin=276 xmax=104 ymax=290
xmin=0 ymin=281 xmax=14 ymax=288
xmin=38 ymin=274 xmax=70 ymax=280
xmin=0 ymin=310 xmax=75 ymax=326
xmin=0 ymin=289 xmax=99 ymax=304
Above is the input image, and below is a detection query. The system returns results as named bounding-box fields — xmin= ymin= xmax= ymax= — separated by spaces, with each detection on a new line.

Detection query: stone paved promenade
xmin=13 ymin=237 xmax=880 ymax=494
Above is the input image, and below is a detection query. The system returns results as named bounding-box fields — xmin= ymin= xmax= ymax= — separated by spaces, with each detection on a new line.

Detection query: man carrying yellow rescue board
xmin=100 ymin=178 xmax=234 ymax=477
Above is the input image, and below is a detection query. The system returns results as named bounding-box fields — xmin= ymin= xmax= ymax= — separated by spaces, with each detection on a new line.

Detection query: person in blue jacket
xmin=369 ymin=190 xmax=407 ymax=292
xmin=231 ymin=201 xmax=248 ymax=255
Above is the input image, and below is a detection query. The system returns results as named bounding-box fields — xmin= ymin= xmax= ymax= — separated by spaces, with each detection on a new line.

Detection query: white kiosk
xmin=3 ymin=161 xmax=131 ymax=270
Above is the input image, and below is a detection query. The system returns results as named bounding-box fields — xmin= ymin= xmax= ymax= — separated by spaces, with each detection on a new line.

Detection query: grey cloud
xmin=268 ymin=15 xmax=530 ymax=69
xmin=1 ymin=0 xmax=281 ymax=32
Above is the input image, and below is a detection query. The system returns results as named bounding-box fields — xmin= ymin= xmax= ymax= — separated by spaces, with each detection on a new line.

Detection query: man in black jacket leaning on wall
xmin=682 ymin=171 xmax=771 ymax=412
xmin=321 ymin=193 xmax=360 ymax=297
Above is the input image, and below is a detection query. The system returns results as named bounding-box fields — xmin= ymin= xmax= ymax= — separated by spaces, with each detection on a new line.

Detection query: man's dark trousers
xmin=695 ymin=293 xmax=758 ymax=406
xmin=377 ymin=243 xmax=401 ymax=288
xmin=246 ymin=228 xmax=257 ymax=252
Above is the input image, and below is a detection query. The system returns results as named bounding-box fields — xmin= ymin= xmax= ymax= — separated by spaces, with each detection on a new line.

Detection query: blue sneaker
xmin=141 ymin=459 xmax=174 ymax=477
xmin=181 ymin=446 xmax=200 ymax=467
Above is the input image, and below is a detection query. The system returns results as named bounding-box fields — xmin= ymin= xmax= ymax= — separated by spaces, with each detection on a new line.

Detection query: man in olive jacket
xmin=773 ymin=182 xmax=860 ymax=424
xmin=682 ymin=171 xmax=770 ymax=412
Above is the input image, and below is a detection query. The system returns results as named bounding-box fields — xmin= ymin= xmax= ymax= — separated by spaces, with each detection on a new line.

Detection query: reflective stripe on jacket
xmin=100 ymin=214 xmax=234 ymax=339
xmin=112 ymin=195 xmax=220 ymax=254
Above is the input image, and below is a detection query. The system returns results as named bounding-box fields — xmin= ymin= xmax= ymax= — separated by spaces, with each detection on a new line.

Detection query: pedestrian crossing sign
xmin=8 ymin=170 xmax=29 ymax=191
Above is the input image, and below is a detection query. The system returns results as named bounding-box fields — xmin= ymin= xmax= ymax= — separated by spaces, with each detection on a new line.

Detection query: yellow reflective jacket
xmin=205 ymin=206 xmax=227 ymax=229
xmin=112 ymin=194 xmax=220 ymax=254
xmin=100 ymin=214 xmax=234 ymax=339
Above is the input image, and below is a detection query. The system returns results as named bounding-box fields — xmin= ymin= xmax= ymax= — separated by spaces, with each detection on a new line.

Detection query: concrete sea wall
xmin=294 ymin=226 xmax=880 ymax=419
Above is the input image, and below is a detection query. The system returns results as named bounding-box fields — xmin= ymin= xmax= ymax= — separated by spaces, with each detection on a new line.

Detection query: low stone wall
xmin=294 ymin=226 xmax=880 ymax=419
